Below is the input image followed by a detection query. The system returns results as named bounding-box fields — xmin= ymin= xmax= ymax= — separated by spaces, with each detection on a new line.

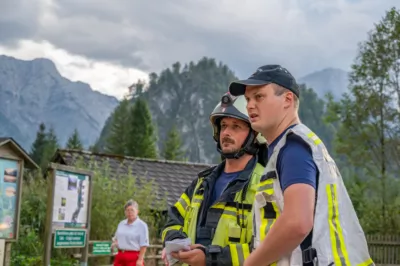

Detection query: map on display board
xmin=0 ymin=158 xmax=19 ymax=239
xmin=52 ymin=170 xmax=90 ymax=228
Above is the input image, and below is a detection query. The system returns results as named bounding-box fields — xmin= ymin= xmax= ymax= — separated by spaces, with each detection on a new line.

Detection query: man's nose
xmin=246 ymin=98 xmax=255 ymax=110
xmin=221 ymin=127 xmax=232 ymax=136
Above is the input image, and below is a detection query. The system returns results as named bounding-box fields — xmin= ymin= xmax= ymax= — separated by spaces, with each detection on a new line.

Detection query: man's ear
xmin=283 ymin=91 xmax=294 ymax=109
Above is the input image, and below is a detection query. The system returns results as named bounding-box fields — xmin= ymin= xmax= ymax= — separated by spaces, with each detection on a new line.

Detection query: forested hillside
xmin=94 ymin=59 xmax=336 ymax=164
xmin=88 ymin=8 xmax=399 ymax=236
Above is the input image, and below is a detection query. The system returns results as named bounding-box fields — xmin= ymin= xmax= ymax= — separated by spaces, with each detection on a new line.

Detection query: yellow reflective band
xmin=230 ymin=244 xmax=239 ymax=266
xmin=221 ymin=207 xmax=239 ymax=220
xmin=242 ymin=244 xmax=250 ymax=260
xmin=216 ymin=205 xmax=251 ymax=222
xmin=357 ymin=258 xmax=374 ymax=266
xmin=161 ymin=225 xmax=182 ymax=242
xmin=221 ymin=214 xmax=237 ymax=221
xmin=307 ymin=132 xmax=322 ymax=145
xmin=174 ymin=193 xmax=191 ymax=218
xmin=192 ymin=203 xmax=201 ymax=207
xmin=327 ymin=184 xmax=351 ymax=266
xmin=229 ymin=244 xmax=250 ymax=266
xmin=260 ymin=207 xmax=267 ymax=241
xmin=272 ymin=201 xmax=280 ymax=220
xmin=213 ymin=203 xmax=225 ymax=209
xmin=181 ymin=193 xmax=190 ymax=207
xmin=192 ymin=195 xmax=203 ymax=207
xmin=260 ymin=201 xmax=280 ymax=242
xmin=173 ymin=202 xmax=185 ymax=218
xmin=257 ymin=178 xmax=274 ymax=193
xmin=193 ymin=195 xmax=202 ymax=201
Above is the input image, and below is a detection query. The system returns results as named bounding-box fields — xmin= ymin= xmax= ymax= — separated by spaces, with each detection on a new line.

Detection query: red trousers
xmin=114 ymin=250 xmax=144 ymax=266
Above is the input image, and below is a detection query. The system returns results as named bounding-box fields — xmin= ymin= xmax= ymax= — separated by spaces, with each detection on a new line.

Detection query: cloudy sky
xmin=0 ymin=0 xmax=398 ymax=99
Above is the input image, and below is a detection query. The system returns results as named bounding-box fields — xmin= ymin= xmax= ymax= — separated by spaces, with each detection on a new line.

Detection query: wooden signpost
xmin=43 ymin=163 xmax=94 ymax=266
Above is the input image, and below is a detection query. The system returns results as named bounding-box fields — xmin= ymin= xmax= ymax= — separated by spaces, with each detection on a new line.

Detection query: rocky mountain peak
xmin=0 ymin=55 xmax=119 ymax=151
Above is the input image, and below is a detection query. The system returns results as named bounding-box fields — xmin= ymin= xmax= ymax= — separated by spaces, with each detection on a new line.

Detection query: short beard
xmin=221 ymin=147 xmax=241 ymax=154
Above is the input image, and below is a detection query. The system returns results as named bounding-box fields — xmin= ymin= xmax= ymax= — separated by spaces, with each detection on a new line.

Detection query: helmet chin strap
xmin=217 ymin=130 xmax=259 ymax=159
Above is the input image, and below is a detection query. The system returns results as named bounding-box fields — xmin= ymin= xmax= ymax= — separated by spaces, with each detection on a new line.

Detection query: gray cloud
xmin=0 ymin=0 xmax=42 ymax=45
xmin=0 ymin=0 xmax=399 ymax=78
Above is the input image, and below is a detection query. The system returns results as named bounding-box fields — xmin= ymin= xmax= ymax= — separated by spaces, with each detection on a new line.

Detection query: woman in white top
xmin=112 ymin=199 xmax=150 ymax=266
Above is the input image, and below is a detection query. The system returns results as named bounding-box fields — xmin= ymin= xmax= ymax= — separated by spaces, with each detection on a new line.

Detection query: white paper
xmin=165 ymin=238 xmax=192 ymax=265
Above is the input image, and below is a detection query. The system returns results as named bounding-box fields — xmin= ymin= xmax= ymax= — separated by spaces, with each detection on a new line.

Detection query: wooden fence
xmin=367 ymin=235 xmax=400 ymax=265
xmin=79 ymin=235 xmax=400 ymax=266
xmin=73 ymin=241 xmax=163 ymax=266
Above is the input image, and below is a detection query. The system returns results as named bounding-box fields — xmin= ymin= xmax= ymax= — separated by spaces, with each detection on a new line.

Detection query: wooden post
xmin=79 ymin=163 xmax=93 ymax=266
xmin=43 ymin=165 xmax=56 ymax=266
xmin=3 ymin=243 xmax=10 ymax=266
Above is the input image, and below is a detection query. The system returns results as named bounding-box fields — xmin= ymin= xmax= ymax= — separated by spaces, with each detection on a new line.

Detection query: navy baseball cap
xmin=229 ymin=64 xmax=300 ymax=98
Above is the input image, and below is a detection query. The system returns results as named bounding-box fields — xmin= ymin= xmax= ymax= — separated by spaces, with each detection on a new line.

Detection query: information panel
xmin=0 ymin=158 xmax=20 ymax=240
xmin=52 ymin=170 xmax=90 ymax=229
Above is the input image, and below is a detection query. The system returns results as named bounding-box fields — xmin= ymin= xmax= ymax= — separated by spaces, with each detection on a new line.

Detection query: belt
xmin=118 ymin=249 xmax=139 ymax=253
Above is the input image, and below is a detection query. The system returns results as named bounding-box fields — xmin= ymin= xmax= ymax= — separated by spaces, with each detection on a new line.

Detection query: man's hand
xmin=171 ymin=244 xmax=206 ymax=266
xmin=161 ymin=248 xmax=169 ymax=266
xmin=136 ymin=259 xmax=144 ymax=266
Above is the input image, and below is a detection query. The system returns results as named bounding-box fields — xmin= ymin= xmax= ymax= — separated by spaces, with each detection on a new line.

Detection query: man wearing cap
xmin=228 ymin=65 xmax=373 ymax=266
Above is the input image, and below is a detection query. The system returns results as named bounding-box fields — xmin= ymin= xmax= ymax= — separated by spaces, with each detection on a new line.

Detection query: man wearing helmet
xmin=161 ymin=92 xmax=267 ymax=266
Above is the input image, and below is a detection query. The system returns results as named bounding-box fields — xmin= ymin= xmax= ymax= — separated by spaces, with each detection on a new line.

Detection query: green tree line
xmin=30 ymin=98 xmax=185 ymax=172
xmin=325 ymin=7 xmax=400 ymax=234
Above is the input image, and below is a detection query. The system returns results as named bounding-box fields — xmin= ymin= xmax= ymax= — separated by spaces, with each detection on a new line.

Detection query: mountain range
xmin=0 ymin=55 xmax=349 ymax=155
xmin=0 ymin=55 xmax=119 ymax=152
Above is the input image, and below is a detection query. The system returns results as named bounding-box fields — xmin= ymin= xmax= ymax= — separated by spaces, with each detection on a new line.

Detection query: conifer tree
xmin=30 ymin=123 xmax=47 ymax=165
xmin=126 ymin=97 xmax=157 ymax=158
xmin=162 ymin=124 xmax=185 ymax=161
xmin=66 ymin=128 xmax=83 ymax=150
xmin=40 ymin=127 xmax=59 ymax=170
xmin=105 ymin=99 xmax=130 ymax=155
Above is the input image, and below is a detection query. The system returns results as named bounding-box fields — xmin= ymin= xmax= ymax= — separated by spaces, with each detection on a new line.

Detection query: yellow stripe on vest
xmin=357 ymin=257 xmax=374 ymax=266
xmin=161 ymin=225 xmax=182 ymax=242
xmin=192 ymin=195 xmax=202 ymax=207
xmin=229 ymin=244 xmax=250 ymax=266
xmin=257 ymin=178 xmax=274 ymax=193
xmin=306 ymin=132 xmax=322 ymax=145
xmin=326 ymin=184 xmax=351 ymax=266
xmin=174 ymin=193 xmax=191 ymax=218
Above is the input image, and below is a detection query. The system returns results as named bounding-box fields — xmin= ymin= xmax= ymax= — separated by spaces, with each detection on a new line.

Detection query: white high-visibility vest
xmin=253 ymin=123 xmax=374 ymax=266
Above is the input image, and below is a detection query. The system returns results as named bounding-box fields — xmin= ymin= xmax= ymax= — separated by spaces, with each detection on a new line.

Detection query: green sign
xmin=92 ymin=241 xmax=112 ymax=255
xmin=54 ymin=229 xmax=86 ymax=248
